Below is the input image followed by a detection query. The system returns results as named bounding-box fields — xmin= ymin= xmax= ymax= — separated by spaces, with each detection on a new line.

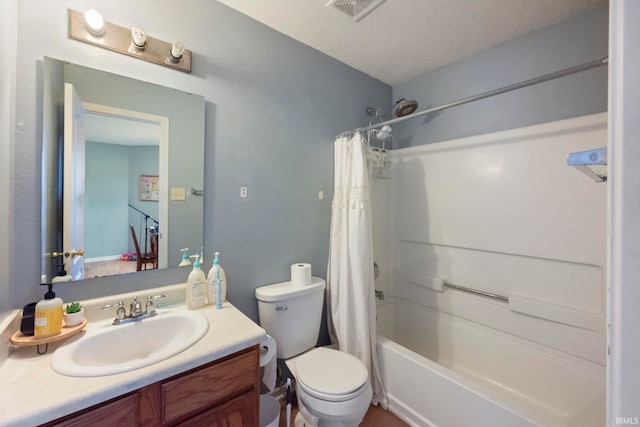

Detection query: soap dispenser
xmin=186 ymin=254 xmax=206 ymax=310
xmin=34 ymin=283 xmax=64 ymax=338
xmin=179 ymin=248 xmax=191 ymax=266
xmin=207 ymin=252 xmax=227 ymax=309
xmin=51 ymin=263 xmax=72 ymax=283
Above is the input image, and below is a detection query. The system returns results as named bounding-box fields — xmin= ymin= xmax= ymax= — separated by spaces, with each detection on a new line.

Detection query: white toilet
xmin=255 ymin=277 xmax=372 ymax=427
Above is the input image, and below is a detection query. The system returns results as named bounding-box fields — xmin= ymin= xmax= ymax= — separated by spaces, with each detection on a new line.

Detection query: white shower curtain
xmin=327 ymin=132 xmax=387 ymax=408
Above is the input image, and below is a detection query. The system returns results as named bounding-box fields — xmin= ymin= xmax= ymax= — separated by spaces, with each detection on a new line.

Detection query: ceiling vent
xmin=326 ymin=0 xmax=386 ymax=22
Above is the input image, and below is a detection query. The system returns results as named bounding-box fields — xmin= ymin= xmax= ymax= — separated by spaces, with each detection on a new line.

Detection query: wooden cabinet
xmin=47 ymin=394 xmax=139 ymax=427
xmin=43 ymin=346 xmax=260 ymax=427
xmin=174 ymin=391 xmax=259 ymax=427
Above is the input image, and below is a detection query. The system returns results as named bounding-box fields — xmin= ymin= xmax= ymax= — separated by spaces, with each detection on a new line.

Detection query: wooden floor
xmin=279 ymin=400 xmax=408 ymax=427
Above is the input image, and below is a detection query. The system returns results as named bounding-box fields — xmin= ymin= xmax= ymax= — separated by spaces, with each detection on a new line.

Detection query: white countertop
xmin=0 ymin=284 xmax=266 ymax=427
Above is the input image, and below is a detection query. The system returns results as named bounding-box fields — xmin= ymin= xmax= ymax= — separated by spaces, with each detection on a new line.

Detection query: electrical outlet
xmin=171 ymin=187 xmax=186 ymax=201
xmin=240 ymin=187 xmax=248 ymax=198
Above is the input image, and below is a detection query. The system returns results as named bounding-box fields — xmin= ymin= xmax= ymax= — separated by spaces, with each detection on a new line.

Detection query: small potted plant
xmin=64 ymin=302 xmax=84 ymax=327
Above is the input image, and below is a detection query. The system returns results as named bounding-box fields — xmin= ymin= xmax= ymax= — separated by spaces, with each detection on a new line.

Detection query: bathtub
xmin=375 ymin=297 xmax=605 ymax=427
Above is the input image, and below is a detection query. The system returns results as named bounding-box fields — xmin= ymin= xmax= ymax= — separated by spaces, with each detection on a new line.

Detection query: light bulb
xmin=171 ymin=42 xmax=185 ymax=60
xmin=131 ymin=27 xmax=147 ymax=48
xmin=84 ymin=10 xmax=104 ymax=35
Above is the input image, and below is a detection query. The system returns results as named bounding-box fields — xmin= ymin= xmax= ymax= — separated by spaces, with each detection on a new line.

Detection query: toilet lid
xmin=294 ymin=348 xmax=368 ymax=400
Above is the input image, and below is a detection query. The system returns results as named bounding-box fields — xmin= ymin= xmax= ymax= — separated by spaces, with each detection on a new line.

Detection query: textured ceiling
xmin=216 ymin=0 xmax=607 ymax=85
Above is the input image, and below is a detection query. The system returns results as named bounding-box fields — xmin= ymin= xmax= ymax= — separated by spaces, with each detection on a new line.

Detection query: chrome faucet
xmin=100 ymin=295 xmax=166 ymax=325
xmin=130 ymin=296 xmax=144 ymax=317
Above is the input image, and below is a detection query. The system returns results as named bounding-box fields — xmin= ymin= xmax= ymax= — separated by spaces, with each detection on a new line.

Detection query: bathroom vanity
xmin=0 ymin=284 xmax=266 ymax=427
xmin=42 ymin=346 xmax=259 ymax=426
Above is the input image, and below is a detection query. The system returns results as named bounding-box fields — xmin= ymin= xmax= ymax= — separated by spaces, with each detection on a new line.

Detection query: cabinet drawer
xmin=47 ymin=394 xmax=138 ymax=427
xmin=162 ymin=348 xmax=258 ymax=423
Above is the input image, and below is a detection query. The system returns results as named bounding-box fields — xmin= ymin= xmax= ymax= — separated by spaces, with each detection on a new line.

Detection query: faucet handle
xmin=100 ymin=301 xmax=126 ymax=320
xmin=145 ymin=294 xmax=167 ymax=313
xmin=145 ymin=296 xmax=155 ymax=313
xmin=115 ymin=301 xmax=126 ymax=320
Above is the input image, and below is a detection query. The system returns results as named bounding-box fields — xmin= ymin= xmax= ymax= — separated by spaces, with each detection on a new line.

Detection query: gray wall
xmin=393 ymin=6 xmax=608 ymax=148
xmin=11 ymin=0 xmax=390 ymax=322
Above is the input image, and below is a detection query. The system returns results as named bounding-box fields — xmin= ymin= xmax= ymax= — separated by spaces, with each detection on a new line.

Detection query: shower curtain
xmin=327 ymin=132 xmax=387 ymax=408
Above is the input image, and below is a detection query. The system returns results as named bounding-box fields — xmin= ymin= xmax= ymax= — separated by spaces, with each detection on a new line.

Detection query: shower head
xmin=392 ymin=98 xmax=419 ymax=117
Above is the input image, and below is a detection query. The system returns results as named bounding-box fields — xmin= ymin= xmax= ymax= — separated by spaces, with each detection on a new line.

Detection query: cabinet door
xmin=162 ymin=349 xmax=258 ymax=423
xmin=46 ymin=394 xmax=138 ymax=427
xmin=174 ymin=391 xmax=259 ymax=427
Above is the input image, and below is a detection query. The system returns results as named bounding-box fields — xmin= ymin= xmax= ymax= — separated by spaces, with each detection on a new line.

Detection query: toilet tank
xmin=255 ymin=277 xmax=326 ymax=359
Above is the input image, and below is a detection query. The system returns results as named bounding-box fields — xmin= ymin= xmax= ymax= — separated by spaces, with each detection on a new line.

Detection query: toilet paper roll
xmin=291 ymin=263 xmax=312 ymax=286
xmin=260 ymin=334 xmax=277 ymax=392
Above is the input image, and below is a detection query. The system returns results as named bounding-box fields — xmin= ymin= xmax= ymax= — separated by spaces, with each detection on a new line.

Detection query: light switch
xmin=171 ymin=187 xmax=186 ymax=201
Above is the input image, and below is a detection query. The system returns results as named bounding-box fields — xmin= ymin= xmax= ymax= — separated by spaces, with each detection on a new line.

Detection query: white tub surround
xmin=371 ymin=113 xmax=607 ymax=426
xmin=0 ymin=284 xmax=266 ymax=427
xmin=377 ymin=298 xmax=605 ymax=427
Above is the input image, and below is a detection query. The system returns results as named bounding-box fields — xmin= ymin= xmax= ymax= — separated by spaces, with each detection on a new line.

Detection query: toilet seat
xmin=293 ymin=347 xmax=369 ymax=402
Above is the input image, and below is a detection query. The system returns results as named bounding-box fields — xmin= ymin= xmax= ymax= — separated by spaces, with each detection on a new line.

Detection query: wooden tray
xmin=10 ymin=318 xmax=87 ymax=347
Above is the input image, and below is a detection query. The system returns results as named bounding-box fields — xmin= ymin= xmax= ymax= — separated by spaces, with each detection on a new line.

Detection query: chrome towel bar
xmin=443 ymin=281 xmax=509 ymax=303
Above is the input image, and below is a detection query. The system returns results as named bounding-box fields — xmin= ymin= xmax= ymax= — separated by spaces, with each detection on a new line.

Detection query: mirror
xmin=42 ymin=57 xmax=205 ymax=283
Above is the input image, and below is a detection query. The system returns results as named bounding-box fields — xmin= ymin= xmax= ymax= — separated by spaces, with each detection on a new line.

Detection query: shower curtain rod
xmin=340 ymin=56 xmax=608 ymax=137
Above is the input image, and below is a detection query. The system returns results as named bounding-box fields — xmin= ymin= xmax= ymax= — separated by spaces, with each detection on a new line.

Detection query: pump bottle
xmin=207 ymin=252 xmax=227 ymax=308
xmin=34 ymin=283 xmax=64 ymax=338
xmin=179 ymin=248 xmax=191 ymax=266
xmin=186 ymin=254 xmax=206 ymax=309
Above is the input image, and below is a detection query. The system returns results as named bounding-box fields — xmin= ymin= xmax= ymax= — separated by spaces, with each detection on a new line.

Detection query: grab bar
xmin=442 ymin=281 xmax=509 ymax=303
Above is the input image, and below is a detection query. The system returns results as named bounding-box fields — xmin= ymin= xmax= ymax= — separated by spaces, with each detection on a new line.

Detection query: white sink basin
xmin=51 ymin=310 xmax=209 ymax=377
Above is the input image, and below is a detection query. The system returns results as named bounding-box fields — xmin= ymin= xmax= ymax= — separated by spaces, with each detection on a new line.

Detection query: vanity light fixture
xmin=68 ymin=9 xmax=192 ymax=73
